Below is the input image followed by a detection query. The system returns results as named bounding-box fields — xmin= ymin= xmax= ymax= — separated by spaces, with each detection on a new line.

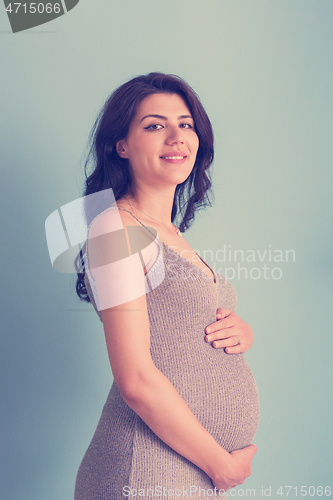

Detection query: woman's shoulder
xmin=87 ymin=200 xmax=160 ymax=274
xmin=89 ymin=198 xmax=155 ymax=227
xmin=87 ymin=200 xmax=133 ymax=237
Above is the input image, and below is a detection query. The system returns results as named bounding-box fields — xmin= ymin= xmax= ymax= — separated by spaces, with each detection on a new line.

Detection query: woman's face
xmin=116 ymin=93 xmax=199 ymax=191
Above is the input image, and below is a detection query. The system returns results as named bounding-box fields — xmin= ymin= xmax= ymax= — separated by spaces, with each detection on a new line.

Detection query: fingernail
xmin=216 ymin=313 xmax=222 ymax=319
xmin=206 ymin=328 xmax=210 ymax=334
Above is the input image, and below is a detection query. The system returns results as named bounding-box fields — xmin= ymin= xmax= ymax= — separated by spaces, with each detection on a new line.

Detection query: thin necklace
xmin=123 ymin=197 xmax=182 ymax=237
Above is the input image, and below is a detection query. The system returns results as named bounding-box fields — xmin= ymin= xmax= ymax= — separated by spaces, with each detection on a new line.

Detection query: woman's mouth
xmin=160 ymin=154 xmax=187 ymax=164
xmin=161 ymin=155 xmax=186 ymax=159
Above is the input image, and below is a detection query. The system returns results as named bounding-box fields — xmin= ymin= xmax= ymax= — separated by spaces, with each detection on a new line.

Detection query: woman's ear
xmin=116 ymin=140 xmax=128 ymax=159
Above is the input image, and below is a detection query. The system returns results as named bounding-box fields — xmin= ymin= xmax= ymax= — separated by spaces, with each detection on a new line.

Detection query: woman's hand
xmin=211 ymin=444 xmax=257 ymax=492
xmin=205 ymin=308 xmax=253 ymax=354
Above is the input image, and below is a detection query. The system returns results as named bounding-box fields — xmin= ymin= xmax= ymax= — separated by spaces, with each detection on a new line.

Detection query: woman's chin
xmin=163 ymin=171 xmax=193 ymax=186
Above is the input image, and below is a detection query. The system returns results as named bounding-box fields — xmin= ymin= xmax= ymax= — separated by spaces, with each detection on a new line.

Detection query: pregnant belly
xmin=196 ymin=354 xmax=260 ymax=453
xmin=154 ymin=349 xmax=260 ymax=453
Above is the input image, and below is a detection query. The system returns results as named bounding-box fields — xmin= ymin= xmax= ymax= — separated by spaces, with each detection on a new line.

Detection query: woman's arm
xmin=102 ymin=296 xmax=256 ymax=490
xmin=88 ymin=209 xmax=256 ymax=490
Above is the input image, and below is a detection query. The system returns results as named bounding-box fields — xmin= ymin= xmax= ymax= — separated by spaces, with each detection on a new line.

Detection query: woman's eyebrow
xmin=139 ymin=114 xmax=193 ymax=123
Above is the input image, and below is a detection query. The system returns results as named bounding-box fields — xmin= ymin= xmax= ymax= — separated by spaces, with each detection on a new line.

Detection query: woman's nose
xmin=165 ymin=126 xmax=184 ymax=144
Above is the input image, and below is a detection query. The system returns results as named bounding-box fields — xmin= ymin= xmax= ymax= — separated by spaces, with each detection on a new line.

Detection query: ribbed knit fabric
xmin=74 ymin=209 xmax=260 ymax=500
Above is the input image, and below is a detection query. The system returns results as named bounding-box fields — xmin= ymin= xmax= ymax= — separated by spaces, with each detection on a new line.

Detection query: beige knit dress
xmin=74 ymin=209 xmax=260 ymax=499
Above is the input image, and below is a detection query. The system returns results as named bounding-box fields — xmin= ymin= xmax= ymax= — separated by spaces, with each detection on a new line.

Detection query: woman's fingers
xmin=216 ymin=307 xmax=233 ymax=319
xmin=205 ymin=320 xmax=250 ymax=353
xmin=205 ymin=309 xmax=254 ymax=354
xmin=206 ymin=334 xmax=240 ymax=347
xmin=212 ymin=444 xmax=257 ymax=491
xmin=224 ymin=343 xmax=243 ymax=354
xmin=206 ymin=335 xmax=244 ymax=353
xmin=205 ymin=313 xmax=236 ymax=334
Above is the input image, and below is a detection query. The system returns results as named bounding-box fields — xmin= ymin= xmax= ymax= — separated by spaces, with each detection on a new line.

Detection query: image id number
xmin=276 ymin=486 xmax=331 ymax=496
xmin=5 ymin=3 xmax=61 ymax=14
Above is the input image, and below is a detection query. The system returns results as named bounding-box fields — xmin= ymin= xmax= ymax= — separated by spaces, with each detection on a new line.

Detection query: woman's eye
xmin=144 ymin=124 xmax=163 ymax=130
xmin=144 ymin=123 xmax=194 ymax=131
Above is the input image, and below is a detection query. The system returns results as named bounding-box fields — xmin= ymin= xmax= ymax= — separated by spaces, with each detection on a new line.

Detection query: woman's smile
xmin=160 ymin=150 xmax=188 ymax=164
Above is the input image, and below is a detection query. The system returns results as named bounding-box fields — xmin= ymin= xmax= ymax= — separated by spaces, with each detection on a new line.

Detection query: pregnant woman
xmin=74 ymin=72 xmax=260 ymax=499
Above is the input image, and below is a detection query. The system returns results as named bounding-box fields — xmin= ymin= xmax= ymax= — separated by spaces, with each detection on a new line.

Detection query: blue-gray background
xmin=1 ymin=1 xmax=332 ymax=499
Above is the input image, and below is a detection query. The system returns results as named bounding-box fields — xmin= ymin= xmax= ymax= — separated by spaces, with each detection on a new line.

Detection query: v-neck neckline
xmin=160 ymin=241 xmax=217 ymax=284
xmin=110 ymin=206 xmax=217 ymax=284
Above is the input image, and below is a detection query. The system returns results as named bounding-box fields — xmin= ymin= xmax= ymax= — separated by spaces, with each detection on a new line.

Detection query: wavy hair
xmin=76 ymin=72 xmax=214 ymax=302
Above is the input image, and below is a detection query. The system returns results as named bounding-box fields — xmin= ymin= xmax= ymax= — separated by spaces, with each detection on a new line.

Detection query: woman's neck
xmin=123 ymin=185 xmax=176 ymax=226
